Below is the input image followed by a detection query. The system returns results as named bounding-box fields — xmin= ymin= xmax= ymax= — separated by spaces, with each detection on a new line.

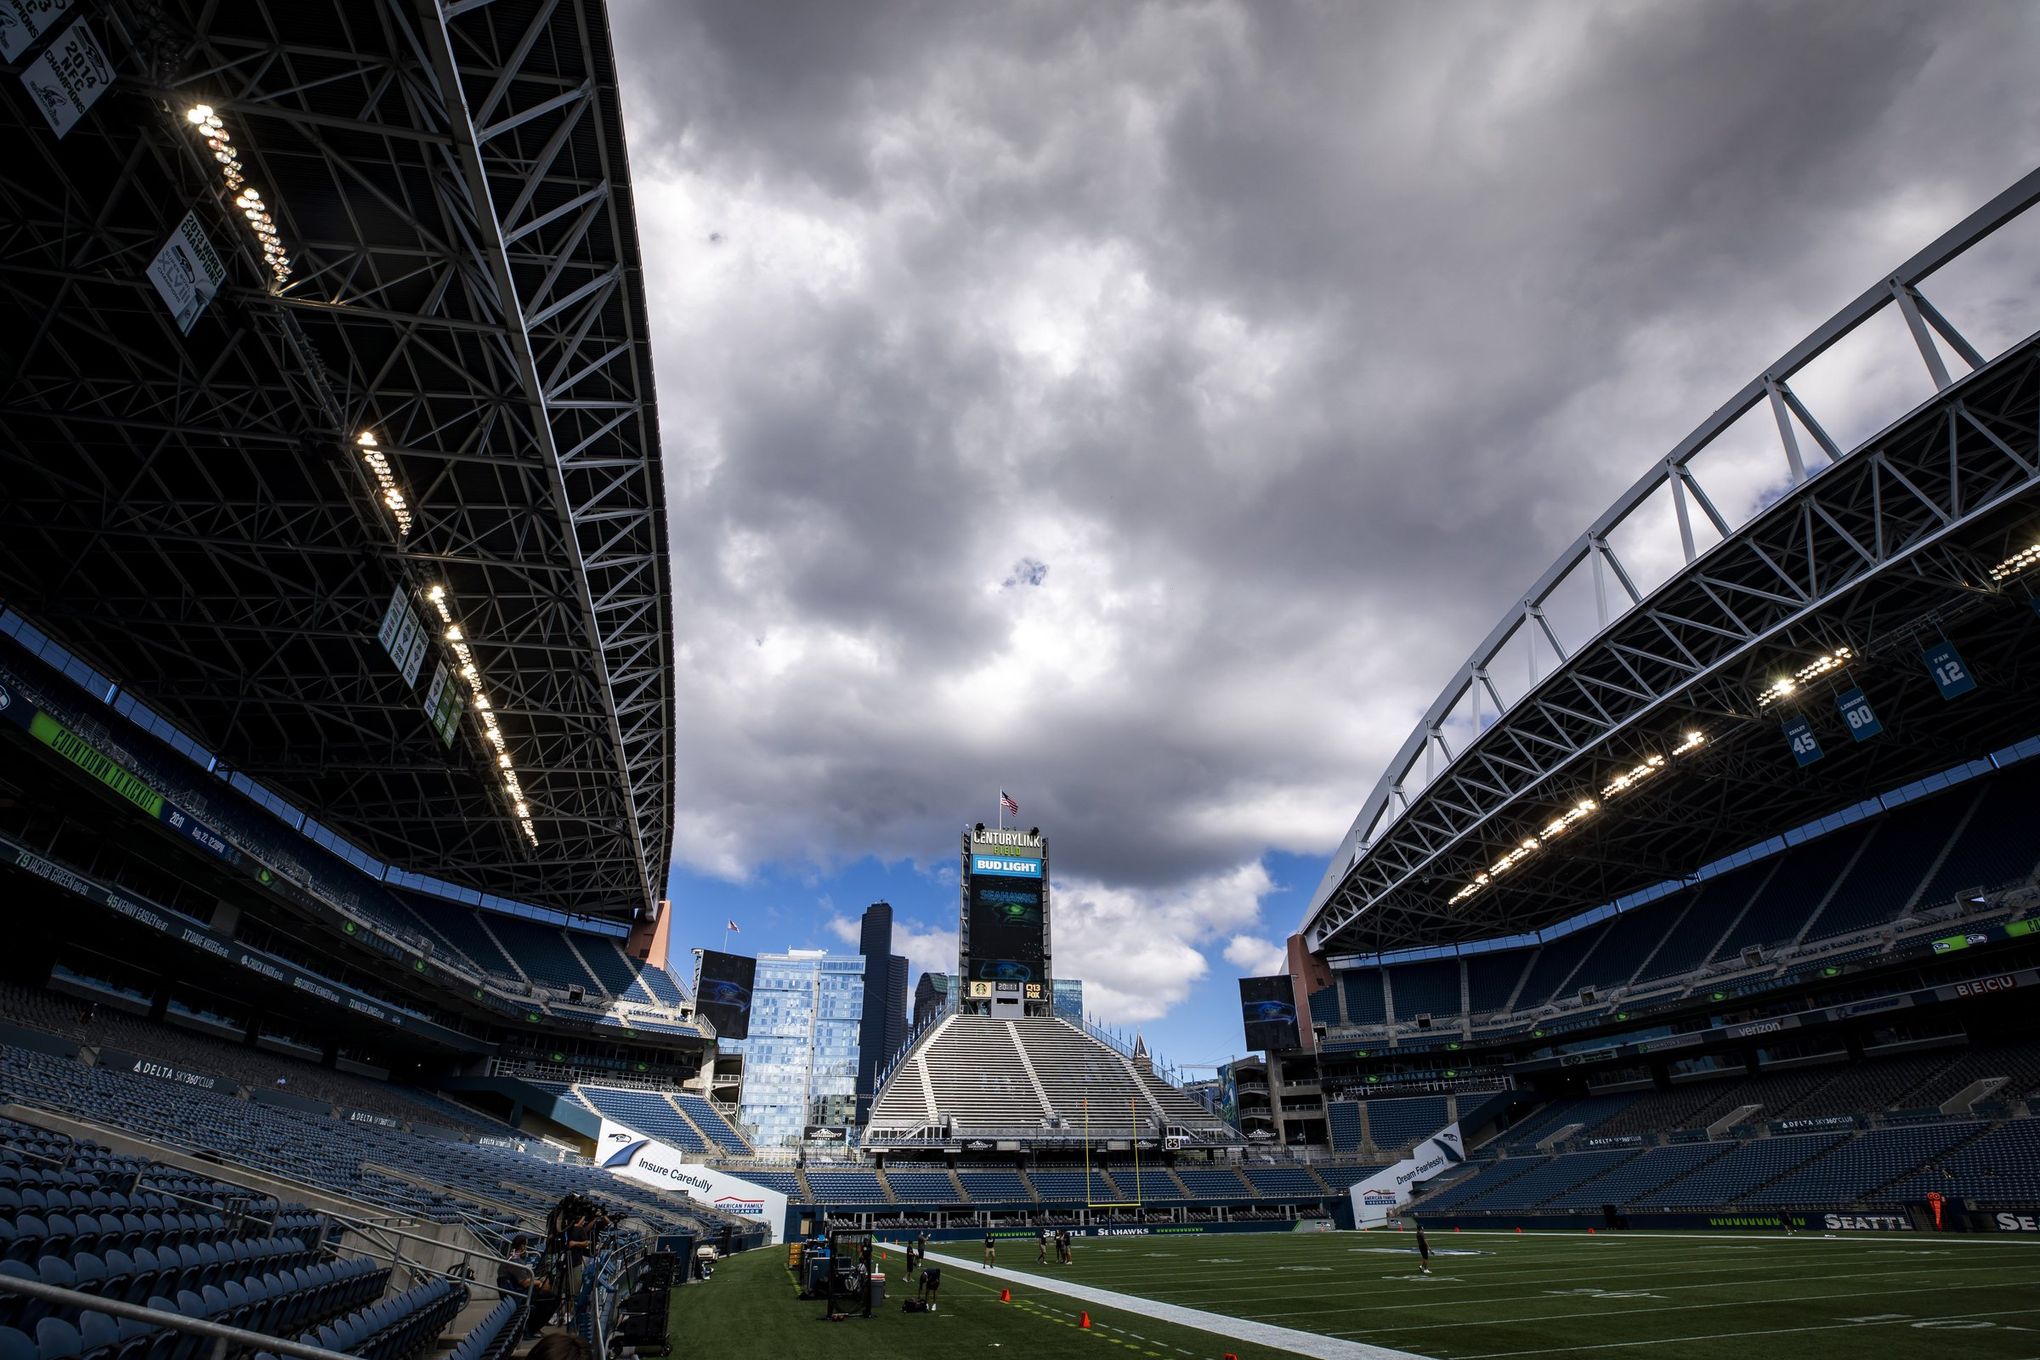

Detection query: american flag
xmin=725 ymin=920 xmax=739 ymax=933
xmin=999 ymin=791 xmax=1019 ymax=815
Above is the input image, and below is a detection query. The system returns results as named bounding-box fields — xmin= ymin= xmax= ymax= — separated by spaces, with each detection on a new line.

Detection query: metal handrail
xmin=0 ymin=1275 xmax=358 ymax=1360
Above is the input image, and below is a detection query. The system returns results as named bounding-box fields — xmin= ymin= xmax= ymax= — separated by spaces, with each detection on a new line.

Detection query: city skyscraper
xmin=735 ymin=950 xmax=865 ymax=1149
xmin=855 ymin=901 xmax=909 ymax=1119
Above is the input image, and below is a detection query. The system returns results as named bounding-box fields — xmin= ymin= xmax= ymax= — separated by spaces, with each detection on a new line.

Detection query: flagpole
xmin=997 ymin=790 xmax=1002 ymax=831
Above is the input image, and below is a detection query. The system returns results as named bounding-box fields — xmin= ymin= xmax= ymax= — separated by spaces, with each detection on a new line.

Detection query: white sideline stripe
xmin=908 ymin=1248 xmax=1436 ymax=1360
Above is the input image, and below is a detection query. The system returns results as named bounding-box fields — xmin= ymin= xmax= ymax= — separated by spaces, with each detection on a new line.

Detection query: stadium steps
xmin=1106 ymin=1054 xmax=1170 ymax=1131
xmin=558 ymin=936 xmax=613 ymax=1000
xmin=1004 ymin=1022 xmax=1058 ymax=1119
xmin=473 ymin=917 xmax=533 ymax=990
xmin=1163 ymin=1168 xmax=1193 ymax=1199
xmin=947 ymin=1167 xmax=969 ymax=1203
xmin=1015 ymin=1168 xmax=1041 ymax=1202
xmin=1693 ymin=857 xmax=1782 ymax=973
xmin=1625 ymin=891 xmax=1699 ymax=985
xmin=660 ymin=1093 xmax=715 ymax=1149
xmin=1786 ymin=827 xmax=1877 ymax=950
xmin=1495 ymin=952 xmax=1535 ymax=1017
xmin=1849 ymin=1121 xmax=2000 ymax=1202
xmin=915 ymin=1052 xmax=939 ymax=1123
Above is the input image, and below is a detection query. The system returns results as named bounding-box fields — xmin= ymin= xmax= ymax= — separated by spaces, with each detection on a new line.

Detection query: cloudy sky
xmin=609 ymin=0 xmax=2040 ymax=1065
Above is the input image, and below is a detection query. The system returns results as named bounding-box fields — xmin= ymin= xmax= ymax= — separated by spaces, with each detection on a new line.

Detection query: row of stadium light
xmin=1991 ymin=541 xmax=2040 ymax=582
xmin=183 ymin=106 xmax=292 ymax=288
xmin=354 ymin=433 xmax=413 ymax=538
xmin=426 ymin=584 xmax=540 ymax=847
xmin=1448 ymin=729 xmax=1706 ymax=907
xmin=1756 ymin=646 xmax=1853 ymax=709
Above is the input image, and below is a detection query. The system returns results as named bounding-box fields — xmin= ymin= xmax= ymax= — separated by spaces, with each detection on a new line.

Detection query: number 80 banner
xmin=1835 ymin=686 xmax=1882 ymax=742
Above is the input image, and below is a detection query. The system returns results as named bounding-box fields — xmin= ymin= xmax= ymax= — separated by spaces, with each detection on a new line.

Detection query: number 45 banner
xmin=1922 ymin=640 xmax=1976 ymax=700
xmin=1781 ymin=715 xmax=1824 ymax=767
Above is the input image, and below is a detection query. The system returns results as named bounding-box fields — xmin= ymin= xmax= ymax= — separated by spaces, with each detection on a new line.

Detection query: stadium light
xmin=426 ymin=583 xmax=539 ymax=847
xmin=1671 ymin=729 xmax=1706 ymax=757
xmin=1540 ymin=798 xmax=1598 ymax=841
xmin=355 ymin=432 xmax=414 ymax=538
xmin=1990 ymin=542 xmax=2040 ymax=582
xmin=1756 ymin=647 xmax=1853 ymax=709
xmin=1601 ymin=753 xmax=1666 ymax=800
xmin=183 ymin=105 xmax=293 ymax=290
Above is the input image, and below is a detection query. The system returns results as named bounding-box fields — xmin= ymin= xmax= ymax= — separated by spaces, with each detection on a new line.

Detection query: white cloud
xmin=615 ymin=0 xmax=2040 ymax=1038
xmin=1052 ymin=861 xmax=1275 ymax=1024
xmin=1222 ymin=934 xmax=1286 ymax=978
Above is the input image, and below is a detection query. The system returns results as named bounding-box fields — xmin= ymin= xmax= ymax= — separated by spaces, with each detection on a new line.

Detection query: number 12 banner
xmin=1921 ymin=640 xmax=1976 ymax=699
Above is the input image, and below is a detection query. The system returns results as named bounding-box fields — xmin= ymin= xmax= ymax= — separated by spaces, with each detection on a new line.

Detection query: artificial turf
xmin=980 ymin=1227 xmax=2040 ymax=1359
xmin=669 ymin=1229 xmax=2040 ymax=1359
xmin=664 ymin=1238 xmax=1310 ymax=1360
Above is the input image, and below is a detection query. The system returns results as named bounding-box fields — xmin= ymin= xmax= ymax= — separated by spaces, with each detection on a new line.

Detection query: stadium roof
xmin=1305 ymin=167 xmax=2040 ymax=957
xmin=0 ymin=0 xmax=670 ymax=917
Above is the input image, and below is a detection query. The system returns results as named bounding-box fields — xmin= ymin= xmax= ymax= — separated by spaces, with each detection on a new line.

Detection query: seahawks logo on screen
xmin=700 ymin=979 xmax=750 ymax=1007
xmin=1244 ymin=999 xmax=1296 ymax=1024
xmin=974 ymin=959 xmax=1033 ymax=983
xmin=990 ymin=901 xmax=1040 ymax=926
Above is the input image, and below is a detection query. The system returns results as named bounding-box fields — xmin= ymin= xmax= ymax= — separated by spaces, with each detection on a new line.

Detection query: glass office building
xmin=735 ymin=950 xmax=867 ymax=1150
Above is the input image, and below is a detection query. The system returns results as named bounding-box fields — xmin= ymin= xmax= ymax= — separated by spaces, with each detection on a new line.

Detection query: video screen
xmin=695 ymin=949 xmax=757 ymax=1040
xmin=967 ymin=871 xmax=1045 ymax=984
xmin=1239 ymin=975 xmax=1301 ymax=1051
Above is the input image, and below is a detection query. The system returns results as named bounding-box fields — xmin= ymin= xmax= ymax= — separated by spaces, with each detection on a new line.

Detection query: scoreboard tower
xmin=959 ymin=824 xmax=1050 ymax=1017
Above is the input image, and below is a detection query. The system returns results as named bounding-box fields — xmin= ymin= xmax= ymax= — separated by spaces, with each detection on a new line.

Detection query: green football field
xmin=974 ymin=1227 xmax=2040 ymax=1358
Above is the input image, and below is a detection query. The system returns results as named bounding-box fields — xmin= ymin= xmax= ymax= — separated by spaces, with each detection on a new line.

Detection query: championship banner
xmin=1346 ymin=1121 xmax=1465 ymax=1226
xmin=147 ymin=212 xmax=227 ymax=335
xmin=19 ymin=15 xmax=110 ymax=138
xmin=594 ymin=1118 xmax=787 ymax=1243
xmin=0 ymin=0 xmax=78 ymax=61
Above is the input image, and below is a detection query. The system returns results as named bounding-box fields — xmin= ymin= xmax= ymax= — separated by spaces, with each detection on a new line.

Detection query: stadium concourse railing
xmin=1315 ymin=878 xmax=2039 ymax=1053
xmin=0 ymin=654 xmax=705 ymax=1040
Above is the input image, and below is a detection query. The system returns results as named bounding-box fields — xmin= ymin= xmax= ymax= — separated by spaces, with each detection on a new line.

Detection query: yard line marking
xmin=1281 ymin=1262 xmax=2012 ymax=1324
xmin=1120 ymin=1250 xmax=2036 ymax=1309
xmin=1449 ymin=1305 xmax=2040 ymax=1357
xmin=1348 ymin=1280 xmax=2039 ymax=1335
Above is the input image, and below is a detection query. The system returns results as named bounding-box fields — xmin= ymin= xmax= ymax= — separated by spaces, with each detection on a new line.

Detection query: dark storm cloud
xmin=611 ymin=0 xmax=2040 ymax=1000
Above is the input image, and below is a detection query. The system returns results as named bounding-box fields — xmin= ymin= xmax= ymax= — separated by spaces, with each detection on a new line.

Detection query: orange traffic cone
xmin=1454 ymin=1227 xmax=1461 ymax=1233
xmin=1587 ymin=1227 xmax=1596 ymax=1234
xmin=1000 ymin=1288 xmax=1011 ymax=1303
xmin=1515 ymin=1226 xmax=1522 ymax=1233
xmin=1080 ymin=1312 xmax=1091 ymax=1330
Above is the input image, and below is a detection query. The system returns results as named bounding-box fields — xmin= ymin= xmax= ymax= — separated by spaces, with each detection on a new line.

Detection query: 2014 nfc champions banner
xmin=1347 ymin=1122 xmax=1465 ymax=1226
xmin=595 ymin=1118 xmax=788 ymax=1243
